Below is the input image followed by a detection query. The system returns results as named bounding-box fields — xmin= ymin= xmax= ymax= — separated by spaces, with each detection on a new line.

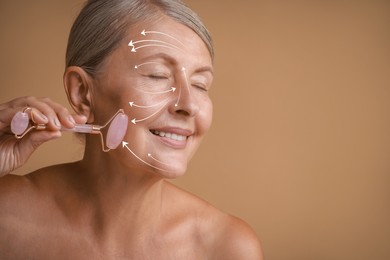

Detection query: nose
xmin=169 ymin=68 xmax=199 ymax=117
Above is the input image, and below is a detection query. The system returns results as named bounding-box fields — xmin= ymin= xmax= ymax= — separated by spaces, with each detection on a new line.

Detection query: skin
xmin=0 ymin=16 xmax=263 ymax=259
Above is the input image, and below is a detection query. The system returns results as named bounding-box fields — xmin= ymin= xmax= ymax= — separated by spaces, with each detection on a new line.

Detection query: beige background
xmin=1 ymin=0 xmax=389 ymax=259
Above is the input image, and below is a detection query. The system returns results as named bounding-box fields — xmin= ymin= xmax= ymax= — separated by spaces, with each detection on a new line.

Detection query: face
xmin=89 ymin=17 xmax=214 ymax=178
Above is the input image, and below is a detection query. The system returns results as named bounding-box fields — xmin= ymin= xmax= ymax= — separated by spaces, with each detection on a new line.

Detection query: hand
xmin=0 ymin=96 xmax=87 ymax=177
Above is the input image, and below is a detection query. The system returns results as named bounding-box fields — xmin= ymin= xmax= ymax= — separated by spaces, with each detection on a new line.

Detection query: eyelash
xmin=148 ymin=74 xmax=169 ymax=80
xmin=144 ymin=73 xmax=209 ymax=92
xmin=193 ymin=83 xmax=208 ymax=92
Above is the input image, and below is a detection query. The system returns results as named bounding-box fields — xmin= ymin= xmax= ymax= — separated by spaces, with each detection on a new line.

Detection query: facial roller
xmin=11 ymin=108 xmax=129 ymax=152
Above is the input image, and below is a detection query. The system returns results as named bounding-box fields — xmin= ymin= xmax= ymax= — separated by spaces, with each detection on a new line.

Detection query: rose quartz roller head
xmin=11 ymin=108 xmax=128 ymax=152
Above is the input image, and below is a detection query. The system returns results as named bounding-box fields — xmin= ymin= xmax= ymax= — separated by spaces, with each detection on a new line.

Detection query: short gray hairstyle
xmin=66 ymin=0 xmax=214 ymax=76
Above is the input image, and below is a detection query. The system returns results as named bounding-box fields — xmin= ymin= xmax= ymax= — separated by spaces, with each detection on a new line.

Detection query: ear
xmin=63 ymin=66 xmax=95 ymax=123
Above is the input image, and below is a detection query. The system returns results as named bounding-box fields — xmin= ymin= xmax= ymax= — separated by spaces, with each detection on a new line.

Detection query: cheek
xmin=126 ymin=86 xmax=171 ymax=124
xmin=105 ymin=77 xmax=160 ymax=114
xmin=93 ymin=78 xmax=134 ymax=111
xmin=198 ymin=97 xmax=213 ymax=134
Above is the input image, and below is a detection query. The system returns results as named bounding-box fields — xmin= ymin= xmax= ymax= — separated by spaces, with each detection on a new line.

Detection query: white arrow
xmin=131 ymin=102 xmax=168 ymax=124
xmin=128 ymin=99 xmax=166 ymax=109
xmin=148 ymin=153 xmax=169 ymax=165
xmin=134 ymin=87 xmax=176 ymax=95
xmin=129 ymin=39 xmax=180 ymax=50
xmin=141 ymin=30 xmax=185 ymax=47
xmin=173 ymin=67 xmax=190 ymax=108
xmin=134 ymin=61 xmax=161 ymax=69
xmin=181 ymin=67 xmax=190 ymax=91
xmin=131 ymin=44 xmax=181 ymax=53
xmin=175 ymin=81 xmax=182 ymax=107
xmin=122 ymin=141 xmax=166 ymax=171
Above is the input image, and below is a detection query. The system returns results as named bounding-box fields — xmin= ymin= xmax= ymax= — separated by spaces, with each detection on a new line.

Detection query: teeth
xmin=151 ymin=130 xmax=186 ymax=141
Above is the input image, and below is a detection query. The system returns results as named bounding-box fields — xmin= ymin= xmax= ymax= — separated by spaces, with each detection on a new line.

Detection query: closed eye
xmin=148 ymin=74 xmax=170 ymax=80
xmin=190 ymin=73 xmax=212 ymax=92
xmin=193 ymin=83 xmax=208 ymax=92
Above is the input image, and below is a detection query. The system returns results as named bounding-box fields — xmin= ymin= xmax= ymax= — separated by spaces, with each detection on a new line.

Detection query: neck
xmin=72 ymin=140 xmax=167 ymax=238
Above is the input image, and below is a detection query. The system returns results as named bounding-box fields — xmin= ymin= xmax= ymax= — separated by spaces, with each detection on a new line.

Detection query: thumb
xmin=16 ymin=130 xmax=62 ymax=165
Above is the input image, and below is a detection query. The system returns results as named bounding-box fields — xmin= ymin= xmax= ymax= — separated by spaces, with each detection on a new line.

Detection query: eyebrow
xmin=141 ymin=52 xmax=214 ymax=76
xmin=194 ymin=66 xmax=214 ymax=76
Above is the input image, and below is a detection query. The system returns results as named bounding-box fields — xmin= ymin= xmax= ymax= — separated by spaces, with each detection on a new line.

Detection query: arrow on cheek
xmin=122 ymin=141 xmax=167 ymax=171
xmin=128 ymin=99 xmax=167 ymax=109
xmin=130 ymin=101 xmax=168 ymax=124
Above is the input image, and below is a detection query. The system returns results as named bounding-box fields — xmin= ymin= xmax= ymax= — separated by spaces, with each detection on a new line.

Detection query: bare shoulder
xmin=0 ymin=173 xmax=41 ymax=253
xmin=0 ymin=164 xmax=70 ymax=215
xmin=165 ymin=182 xmax=263 ymax=259
xmin=210 ymin=214 xmax=264 ymax=260
xmin=0 ymin=174 xmax=37 ymax=209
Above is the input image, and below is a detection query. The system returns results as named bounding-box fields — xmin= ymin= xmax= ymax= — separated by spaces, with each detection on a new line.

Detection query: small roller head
xmin=106 ymin=112 xmax=129 ymax=149
xmin=11 ymin=111 xmax=30 ymax=136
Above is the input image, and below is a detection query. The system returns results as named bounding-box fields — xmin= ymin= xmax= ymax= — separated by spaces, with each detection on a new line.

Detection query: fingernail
xmin=40 ymin=114 xmax=48 ymax=121
xmin=32 ymin=111 xmax=48 ymax=121
xmin=68 ymin=116 xmax=76 ymax=124
xmin=54 ymin=117 xmax=61 ymax=127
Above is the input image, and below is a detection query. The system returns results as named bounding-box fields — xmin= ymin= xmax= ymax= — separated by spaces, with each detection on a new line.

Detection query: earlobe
xmin=63 ymin=66 xmax=94 ymax=123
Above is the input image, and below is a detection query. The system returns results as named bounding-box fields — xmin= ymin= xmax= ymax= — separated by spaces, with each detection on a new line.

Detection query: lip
xmin=150 ymin=127 xmax=193 ymax=149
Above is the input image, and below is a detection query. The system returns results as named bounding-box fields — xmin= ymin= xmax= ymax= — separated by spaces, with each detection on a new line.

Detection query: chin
xmin=153 ymin=162 xmax=188 ymax=179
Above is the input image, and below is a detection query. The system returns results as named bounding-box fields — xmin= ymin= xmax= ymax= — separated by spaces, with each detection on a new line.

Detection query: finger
xmin=21 ymin=97 xmax=73 ymax=130
xmin=28 ymin=129 xmax=62 ymax=150
xmin=16 ymin=130 xmax=62 ymax=161
xmin=1 ymin=97 xmax=78 ymax=133
xmin=73 ymin=114 xmax=88 ymax=124
xmin=30 ymin=108 xmax=49 ymax=125
xmin=37 ymin=98 xmax=77 ymax=129
xmin=2 ymin=96 xmax=60 ymax=131
xmin=23 ymin=97 xmax=62 ymax=130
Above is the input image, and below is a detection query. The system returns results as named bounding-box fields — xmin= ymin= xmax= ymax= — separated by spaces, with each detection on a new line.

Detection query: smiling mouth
xmin=150 ymin=130 xmax=187 ymax=141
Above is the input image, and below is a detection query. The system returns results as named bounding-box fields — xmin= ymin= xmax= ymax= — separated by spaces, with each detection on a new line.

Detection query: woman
xmin=0 ymin=0 xmax=262 ymax=258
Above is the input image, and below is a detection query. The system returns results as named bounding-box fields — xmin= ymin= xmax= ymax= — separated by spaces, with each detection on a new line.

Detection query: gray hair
xmin=66 ymin=0 xmax=214 ymax=76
